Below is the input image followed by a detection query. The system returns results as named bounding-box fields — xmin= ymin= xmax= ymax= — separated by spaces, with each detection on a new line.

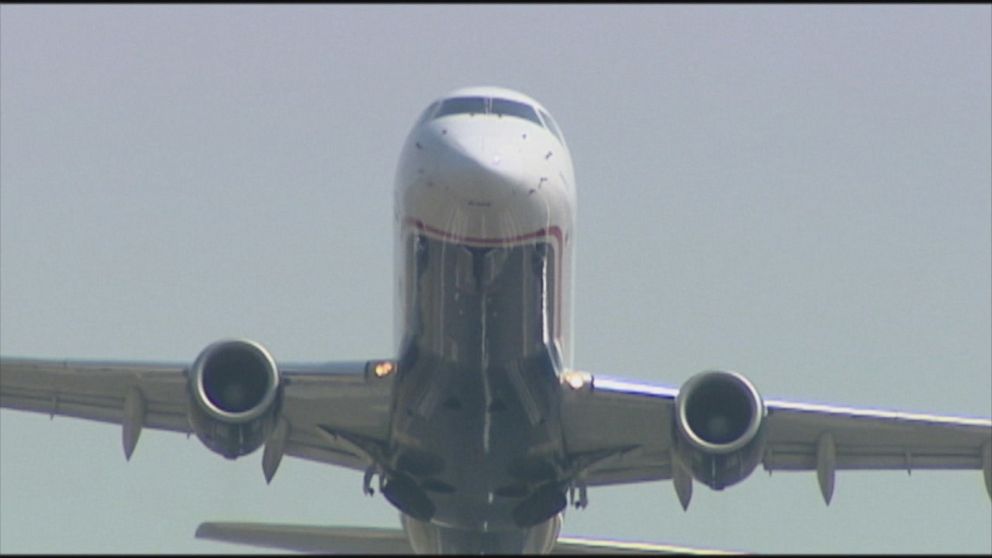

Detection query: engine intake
xmin=674 ymin=370 xmax=766 ymax=490
xmin=188 ymin=339 xmax=281 ymax=459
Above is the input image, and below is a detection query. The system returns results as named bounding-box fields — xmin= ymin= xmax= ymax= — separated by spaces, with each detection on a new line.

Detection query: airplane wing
xmin=560 ymin=373 xmax=992 ymax=503
xmin=195 ymin=521 xmax=738 ymax=554
xmin=0 ymin=356 xmax=394 ymax=476
xmin=552 ymin=536 xmax=740 ymax=555
xmin=195 ymin=522 xmax=414 ymax=554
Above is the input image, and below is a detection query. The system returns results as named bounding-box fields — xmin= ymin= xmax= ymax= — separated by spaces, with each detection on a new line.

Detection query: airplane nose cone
xmin=436 ymin=132 xmax=526 ymax=205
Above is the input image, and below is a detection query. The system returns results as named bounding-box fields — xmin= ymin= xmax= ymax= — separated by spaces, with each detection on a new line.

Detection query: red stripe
xmin=403 ymin=217 xmax=566 ymax=347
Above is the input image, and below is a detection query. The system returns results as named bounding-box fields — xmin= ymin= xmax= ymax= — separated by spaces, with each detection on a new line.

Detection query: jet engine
xmin=674 ymin=370 xmax=766 ymax=490
xmin=187 ymin=339 xmax=281 ymax=459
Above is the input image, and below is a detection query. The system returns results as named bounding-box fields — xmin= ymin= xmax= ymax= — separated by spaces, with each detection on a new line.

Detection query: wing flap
xmin=764 ymin=399 xmax=992 ymax=472
xmin=280 ymin=433 xmax=369 ymax=472
xmin=0 ymin=357 xmax=191 ymax=432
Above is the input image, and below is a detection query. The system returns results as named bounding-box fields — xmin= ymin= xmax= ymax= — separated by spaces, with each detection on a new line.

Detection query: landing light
xmin=562 ymin=371 xmax=590 ymax=390
xmin=374 ymin=361 xmax=395 ymax=378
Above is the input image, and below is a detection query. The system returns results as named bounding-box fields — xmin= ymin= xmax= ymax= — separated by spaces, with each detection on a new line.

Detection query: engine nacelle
xmin=187 ymin=339 xmax=281 ymax=459
xmin=674 ymin=370 xmax=766 ymax=490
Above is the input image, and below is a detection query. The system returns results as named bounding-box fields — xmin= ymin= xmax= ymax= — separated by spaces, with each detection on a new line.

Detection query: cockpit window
xmin=538 ymin=109 xmax=565 ymax=145
xmin=435 ymin=97 xmax=487 ymax=118
xmin=433 ymin=96 xmax=545 ymax=128
xmin=491 ymin=98 xmax=542 ymax=127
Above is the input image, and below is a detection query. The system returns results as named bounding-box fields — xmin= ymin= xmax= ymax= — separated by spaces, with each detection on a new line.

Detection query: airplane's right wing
xmin=0 ymin=345 xmax=396 ymax=481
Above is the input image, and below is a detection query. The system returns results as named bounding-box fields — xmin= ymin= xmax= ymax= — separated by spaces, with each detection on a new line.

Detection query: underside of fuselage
xmin=384 ymin=230 xmax=569 ymax=551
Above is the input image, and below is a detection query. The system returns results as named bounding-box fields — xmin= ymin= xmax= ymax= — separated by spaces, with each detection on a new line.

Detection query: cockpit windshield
xmin=434 ymin=97 xmax=541 ymax=128
xmin=435 ymin=97 xmax=487 ymax=119
xmin=490 ymin=98 xmax=542 ymax=127
xmin=429 ymin=95 xmax=564 ymax=146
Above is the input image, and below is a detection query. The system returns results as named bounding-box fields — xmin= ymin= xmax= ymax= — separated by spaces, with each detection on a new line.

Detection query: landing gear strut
xmin=363 ymin=466 xmax=377 ymax=496
xmin=568 ymin=481 xmax=588 ymax=509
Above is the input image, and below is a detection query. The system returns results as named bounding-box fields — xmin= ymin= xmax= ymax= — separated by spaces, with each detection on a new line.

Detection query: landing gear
xmin=568 ymin=481 xmax=588 ymax=509
xmin=512 ymin=483 xmax=567 ymax=528
xmin=382 ymin=474 xmax=436 ymax=522
xmin=363 ymin=466 xmax=376 ymax=497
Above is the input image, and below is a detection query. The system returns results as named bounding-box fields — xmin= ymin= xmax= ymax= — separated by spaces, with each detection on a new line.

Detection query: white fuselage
xmin=386 ymin=87 xmax=579 ymax=553
xmin=394 ymin=89 xmax=577 ymax=368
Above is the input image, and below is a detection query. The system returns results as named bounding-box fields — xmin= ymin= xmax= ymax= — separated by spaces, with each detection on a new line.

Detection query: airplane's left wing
xmin=0 ymin=352 xmax=395 ymax=476
xmin=559 ymin=371 xmax=992 ymax=504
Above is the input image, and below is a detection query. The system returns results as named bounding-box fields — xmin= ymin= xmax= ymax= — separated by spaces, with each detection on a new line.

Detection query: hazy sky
xmin=1 ymin=5 xmax=989 ymax=554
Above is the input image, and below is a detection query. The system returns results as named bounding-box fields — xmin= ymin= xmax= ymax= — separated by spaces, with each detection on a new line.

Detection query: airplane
xmin=1 ymin=85 xmax=990 ymax=554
